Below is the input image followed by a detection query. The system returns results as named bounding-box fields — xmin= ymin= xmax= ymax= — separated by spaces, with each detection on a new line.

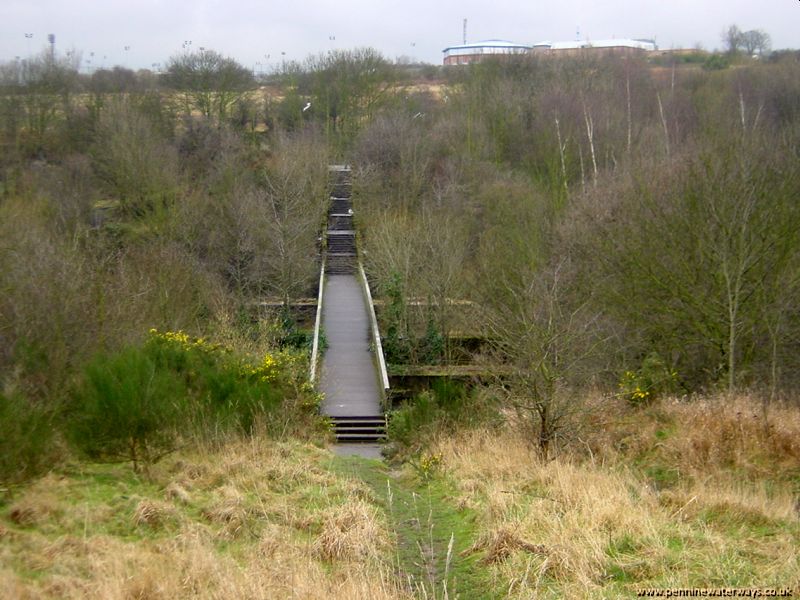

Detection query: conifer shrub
xmin=68 ymin=345 xmax=185 ymax=472
xmin=68 ymin=329 xmax=312 ymax=472
xmin=387 ymin=390 xmax=439 ymax=450
xmin=144 ymin=329 xmax=287 ymax=435
xmin=0 ymin=391 xmax=56 ymax=485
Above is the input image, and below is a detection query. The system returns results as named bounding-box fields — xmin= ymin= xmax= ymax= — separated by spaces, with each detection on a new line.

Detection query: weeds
xmin=386 ymin=382 xmax=500 ymax=461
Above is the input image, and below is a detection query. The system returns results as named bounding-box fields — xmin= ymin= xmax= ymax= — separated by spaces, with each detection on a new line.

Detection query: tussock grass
xmin=132 ymin=498 xmax=178 ymax=529
xmin=4 ymin=394 xmax=796 ymax=597
xmin=427 ymin=394 xmax=800 ymax=597
xmin=0 ymin=437 xmax=408 ymax=599
xmin=8 ymin=480 xmax=64 ymax=528
xmin=462 ymin=529 xmax=548 ymax=565
xmin=314 ymin=501 xmax=390 ymax=562
xmin=587 ymin=393 xmax=800 ymax=483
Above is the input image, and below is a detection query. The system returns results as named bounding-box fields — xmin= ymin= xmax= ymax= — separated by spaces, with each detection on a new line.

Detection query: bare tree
xmin=301 ymin=47 xmax=395 ymax=143
xmin=722 ymin=25 xmax=744 ymax=55
xmin=164 ymin=49 xmax=253 ymax=121
xmin=0 ymin=49 xmax=81 ymax=154
xmin=722 ymin=26 xmax=772 ymax=57
xmin=92 ymin=98 xmax=179 ymax=217
xmin=485 ymin=262 xmax=600 ymax=457
xmin=413 ymin=209 xmax=469 ymax=363
xmin=741 ymin=30 xmax=771 ymax=57
xmin=258 ymin=134 xmax=328 ymax=306
xmin=581 ymin=142 xmax=800 ymax=393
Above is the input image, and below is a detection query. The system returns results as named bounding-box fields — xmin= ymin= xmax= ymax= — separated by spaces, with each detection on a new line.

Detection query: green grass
xmin=329 ymin=453 xmax=501 ymax=599
xmin=0 ymin=439 xmax=407 ymax=596
xmin=5 ymin=421 xmax=798 ymax=598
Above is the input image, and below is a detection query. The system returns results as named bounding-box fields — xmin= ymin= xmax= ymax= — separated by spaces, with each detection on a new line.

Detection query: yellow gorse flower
xmin=415 ymin=452 xmax=443 ymax=480
xmin=147 ymin=329 xmax=309 ymax=387
xmin=241 ymin=353 xmax=279 ymax=382
xmin=148 ymin=328 xmax=232 ymax=354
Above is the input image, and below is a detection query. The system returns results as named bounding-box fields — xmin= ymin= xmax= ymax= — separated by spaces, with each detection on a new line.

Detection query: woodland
xmin=0 ymin=42 xmax=799 ymax=598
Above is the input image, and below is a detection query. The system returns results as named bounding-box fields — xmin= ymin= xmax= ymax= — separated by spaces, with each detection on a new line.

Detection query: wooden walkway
xmin=319 ymin=274 xmax=383 ymax=417
xmin=312 ymin=166 xmax=387 ymax=445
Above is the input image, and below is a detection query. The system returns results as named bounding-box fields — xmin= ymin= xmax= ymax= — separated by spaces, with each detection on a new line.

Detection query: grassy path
xmin=328 ymin=453 xmax=501 ymax=599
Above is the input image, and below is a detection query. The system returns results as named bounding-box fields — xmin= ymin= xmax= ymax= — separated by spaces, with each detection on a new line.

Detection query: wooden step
xmin=325 ymin=253 xmax=356 ymax=274
xmin=328 ymin=214 xmax=353 ymax=230
xmin=331 ymin=199 xmax=352 ymax=213
xmin=330 ymin=183 xmax=351 ymax=198
xmin=329 ymin=415 xmax=387 ymax=443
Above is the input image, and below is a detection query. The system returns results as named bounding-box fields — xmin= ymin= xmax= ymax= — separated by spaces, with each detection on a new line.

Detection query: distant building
xmin=532 ymin=38 xmax=657 ymax=57
xmin=442 ymin=40 xmax=532 ymax=65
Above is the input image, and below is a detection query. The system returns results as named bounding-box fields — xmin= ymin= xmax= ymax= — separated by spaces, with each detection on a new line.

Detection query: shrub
xmin=151 ymin=329 xmax=322 ymax=433
xmin=418 ymin=319 xmax=445 ymax=365
xmin=68 ymin=345 xmax=185 ymax=472
xmin=387 ymin=391 xmax=439 ymax=450
xmin=144 ymin=329 xmax=286 ymax=435
xmin=274 ymin=312 xmax=314 ymax=351
xmin=0 ymin=391 xmax=57 ymax=485
xmin=387 ymin=382 xmax=500 ymax=459
xmin=68 ymin=330 xmax=303 ymax=471
xmin=619 ymin=353 xmax=680 ymax=406
xmin=703 ymin=54 xmax=730 ymax=71
xmin=10 ymin=318 xmax=318 ymax=478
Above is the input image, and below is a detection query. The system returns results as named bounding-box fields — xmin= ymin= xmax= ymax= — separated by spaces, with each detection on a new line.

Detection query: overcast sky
xmin=2 ymin=1 xmax=797 ymax=72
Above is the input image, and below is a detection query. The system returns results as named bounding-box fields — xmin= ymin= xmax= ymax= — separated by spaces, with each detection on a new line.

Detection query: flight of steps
xmin=325 ymin=168 xmax=356 ymax=275
xmin=322 ymin=167 xmax=388 ymax=447
xmin=329 ymin=415 xmax=387 ymax=443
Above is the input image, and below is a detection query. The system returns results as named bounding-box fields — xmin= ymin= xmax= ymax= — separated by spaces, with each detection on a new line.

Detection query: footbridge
xmin=310 ymin=166 xmax=390 ymax=445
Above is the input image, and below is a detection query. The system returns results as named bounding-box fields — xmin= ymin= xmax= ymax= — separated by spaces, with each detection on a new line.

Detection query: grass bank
xmin=0 ymin=438 xmax=402 ymax=599
xmin=3 ymin=393 xmax=798 ymax=598
xmin=418 ymin=394 xmax=800 ymax=598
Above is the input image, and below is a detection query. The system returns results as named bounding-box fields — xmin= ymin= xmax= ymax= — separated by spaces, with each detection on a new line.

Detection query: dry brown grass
xmin=428 ymin=394 xmax=800 ymax=597
xmin=661 ymin=395 xmax=799 ymax=474
xmin=4 ymin=394 xmax=795 ymax=597
xmin=163 ymin=481 xmax=190 ymax=504
xmin=586 ymin=393 xmax=800 ymax=482
xmin=6 ymin=474 xmax=67 ymax=529
xmin=2 ymin=529 xmax=403 ymax=599
xmin=201 ymin=484 xmax=249 ymax=538
xmin=132 ymin=498 xmax=177 ymax=529
xmin=433 ymin=430 xmax=663 ymax=593
xmin=313 ymin=501 xmax=390 ymax=562
xmin=0 ymin=437 xmax=409 ymax=599
xmin=462 ymin=528 xmax=548 ymax=565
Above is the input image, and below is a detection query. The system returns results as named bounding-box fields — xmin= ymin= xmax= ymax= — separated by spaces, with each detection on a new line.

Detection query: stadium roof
xmin=536 ymin=38 xmax=657 ymax=51
xmin=442 ymin=40 xmax=532 ymax=53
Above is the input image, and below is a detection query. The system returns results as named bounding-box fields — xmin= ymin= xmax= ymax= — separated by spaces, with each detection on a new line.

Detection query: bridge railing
xmin=359 ymin=262 xmax=391 ymax=394
xmin=309 ymin=254 xmax=326 ymax=383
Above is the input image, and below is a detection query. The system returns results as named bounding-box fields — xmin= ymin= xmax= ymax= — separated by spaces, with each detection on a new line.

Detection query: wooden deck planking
xmin=319 ymin=275 xmax=383 ymax=417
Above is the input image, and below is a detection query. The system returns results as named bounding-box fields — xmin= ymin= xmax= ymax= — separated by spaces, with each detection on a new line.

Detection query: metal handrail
xmin=309 ymin=255 xmax=326 ymax=383
xmin=359 ymin=262 xmax=390 ymax=391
